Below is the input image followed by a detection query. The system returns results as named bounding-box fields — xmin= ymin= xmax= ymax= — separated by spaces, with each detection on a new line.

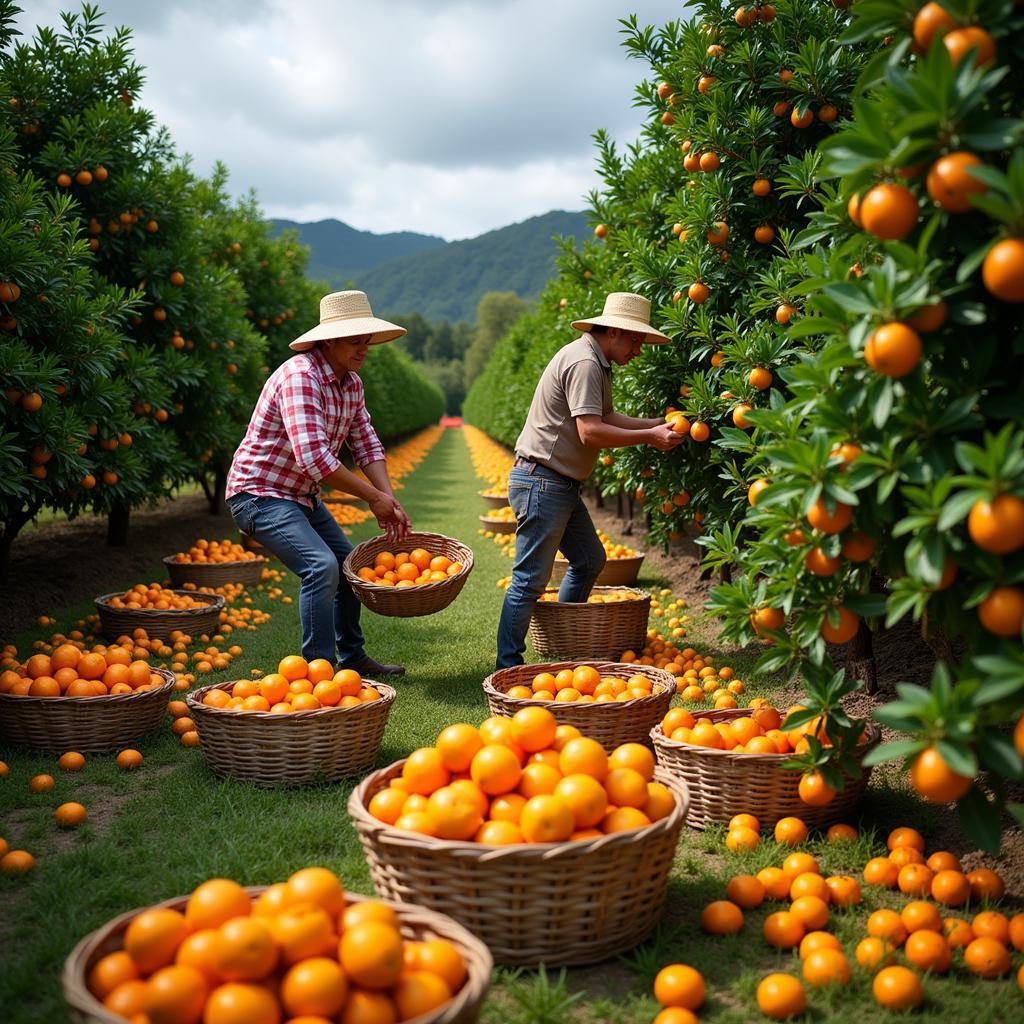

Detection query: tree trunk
xmin=107 ymin=500 xmax=130 ymax=547
xmin=594 ymin=487 xmax=604 ymax=510
xmin=210 ymin=463 xmax=228 ymax=517
xmin=845 ymin=619 xmax=878 ymax=694
xmin=719 ymin=564 xmax=732 ymax=584
xmin=0 ymin=505 xmax=34 ymax=584
xmin=616 ymin=490 xmax=624 ymax=519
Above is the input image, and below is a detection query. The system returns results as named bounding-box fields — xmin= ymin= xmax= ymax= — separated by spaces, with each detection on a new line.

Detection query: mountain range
xmin=269 ymin=210 xmax=587 ymax=323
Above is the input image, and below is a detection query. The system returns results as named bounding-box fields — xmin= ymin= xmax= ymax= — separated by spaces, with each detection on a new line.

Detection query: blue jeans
xmin=495 ymin=463 xmax=607 ymax=668
xmin=227 ymin=493 xmax=366 ymax=666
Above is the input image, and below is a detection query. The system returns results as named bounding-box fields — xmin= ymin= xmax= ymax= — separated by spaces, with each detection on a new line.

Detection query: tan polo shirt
xmin=515 ymin=333 xmax=612 ymax=481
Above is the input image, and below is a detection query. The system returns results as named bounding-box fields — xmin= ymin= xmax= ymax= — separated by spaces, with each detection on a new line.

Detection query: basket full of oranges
xmin=62 ymin=868 xmax=493 ymax=1024
xmin=528 ymin=586 xmax=650 ymax=660
xmin=343 ymin=531 xmax=474 ymax=618
xmin=163 ymin=538 xmax=267 ymax=587
xmin=349 ymin=706 xmax=689 ymax=966
xmin=186 ymin=656 xmax=396 ymax=787
xmin=651 ymin=705 xmax=881 ymax=830
xmin=0 ymin=643 xmax=175 ymax=753
xmin=95 ymin=583 xmax=225 ymax=642
xmin=483 ymin=661 xmax=674 ymax=753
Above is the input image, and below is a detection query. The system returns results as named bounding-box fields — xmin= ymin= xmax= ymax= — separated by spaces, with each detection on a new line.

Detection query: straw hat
xmin=289 ymin=290 xmax=406 ymax=352
xmin=571 ymin=291 xmax=669 ymax=344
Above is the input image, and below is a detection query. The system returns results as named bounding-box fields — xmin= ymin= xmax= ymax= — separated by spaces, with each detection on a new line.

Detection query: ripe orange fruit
xmin=756 ymin=973 xmax=806 ymax=1019
xmin=510 ymin=706 xmax=557 ymax=752
xmin=340 ymin=921 xmax=403 ymax=989
xmin=520 ymin=794 xmax=574 ymax=843
xmin=898 ymin=863 xmax=935 ymax=897
xmin=725 ymin=825 xmax=760 ymax=852
xmin=964 ymin=936 xmax=1011 ymax=978
xmin=840 ymin=530 xmax=875 ymax=562
xmin=856 ymin=936 xmax=896 ymax=971
xmin=790 ymin=896 xmax=829 ymax=931
xmin=653 ymin=963 xmax=704 ymax=1010
xmin=968 ymin=494 xmax=1024 ymax=554
xmin=904 ymin=929 xmax=951 ymax=973
xmin=726 ymin=875 xmax=765 ymax=910
xmin=774 ymin=817 xmax=808 ymax=845
xmin=826 ymin=823 xmax=857 ymax=843
xmin=943 ymin=25 xmax=996 ymax=67
xmin=280 ymin=956 xmax=349 ymax=1018
xmin=124 ymin=907 xmax=191 ymax=974
xmin=102 ymin=979 xmax=151 ymax=1018
xmin=186 ymin=878 xmax=252 ymax=930
xmin=926 ymin=151 xmax=986 ymax=212
xmin=797 ymin=770 xmax=835 ymax=807
xmin=88 ymin=950 xmax=140 ymax=999
xmin=912 ymin=2 xmax=958 ymax=51
xmin=887 ymin=826 xmax=925 ymax=852
xmin=558 ymin=736 xmax=608 ymax=779
xmin=393 ymin=971 xmax=452 ymax=1018
xmin=859 ymin=182 xmax=918 ymax=241
xmin=764 ymin=911 xmax=805 ymax=948
xmin=865 ymin=322 xmax=922 ymax=377
xmin=278 ymin=655 xmax=309 ymax=681
xmin=782 ymin=852 xmax=819 ymax=879
xmin=807 ymin=497 xmax=852 ymax=534
xmin=799 ymin=931 xmax=842 ymax=961
xmin=802 ymin=948 xmax=850 ymax=988
xmin=116 ymin=748 xmax=144 ymax=770
xmin=978 ymin=586 xmax=1024 ymax=636
xmin=203 ymin=981 xmax=280 ymax=1024
xmin=982 ymin=238 xmax=1024 ymax=302
xmin=145 ymin=963 xmax=208 ymax=1024
xmin=402 ymin=747 xmax=451 ymax=796
xmin=554 ymin=773 xmax=608 ymax=829
xmin=435 ymin=724 xmax=483 ymax=773
xmin=54 ymin=802 xmax=87 ymax=827
xmin=286 ymin=867 xmax=345 ymax=917
xmin=214 ymin=916 xmax=277 ymax=981
xmin=757 ymin=867 xmax=793 ymax=901
xmin=872 ymin=965 xmax=922 ymax=1009
xmin=889 ymin=845 xmax=924 ymax=869
xmin=58 ymin=750 xmax=86 ymax=772
xmin=901 ymin=900 xmax=943 ymax=935
xmin=789 ymin=872 xmax=829 ymax=902
xmin=701 ymin=900 xmax=744 ymax=935
xmin=910 ymin=746 xmax=972 ymax=803
xmin=470 ymin=744 xmax=522 ymax=795
xmin=868 ymin=908 xmax=908 ymax=947
xmin=805 ymin=547 xmax=841 ymax=576
xmin=967 ymin=866 xmax=1005 ymax=901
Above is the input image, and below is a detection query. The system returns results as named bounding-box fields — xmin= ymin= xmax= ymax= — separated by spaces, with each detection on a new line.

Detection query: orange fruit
xmin=510 ymin=706 xmax=557 ymax=752
xmin=789 ymin=872 xmax=829 ymax=902
xmin=966 ymin=867 xmax=1005 ymax=901
xmin=339 ymin=921 xmax=403 ymax=989
xmin=757 ymin=867 xmax=792 ymax=901
xmin=519 ymin=794 xmax=575 ymax=843
xmin=799 ymin=931 xmax=842 ymax=960
xmin=726 ymin=874 xmax=765 ymax=910
xmin=725 ymin=825 xmax=760 ymax=852
xmin=124 ymin=907 xmax=191 ymax=974
xmin=427 ymin=786 xmax=484 ymax=840
xmin=653 ymin=963 xmax=704 ymax=1010
xmin=214 ymin=916 xmax=277 ymax=981
xmin=280 ymin=956 xmax=349 ymax=1018
xmin=790 ymin=896 xmax=829 ymax=931
xmin=286 ymin=866 xmax=345 ymax=916
xmin=202 ymin=981 xmax=281 ymax=1024
xmin=931 ymin=869 xmax=970 ymax=906
xmin=910 ymin=746 xmax=972 ymax=803
xmin=944 ymin=917 xmax=975 ymax=949
xmin=867 ymin=908 xmax=907 ymax=947
xmin=964 ymin=936 xmax=1011 ymax=978
xmin=887 ymin=826 xmax=925 ymax=852
xmin=983 ymin=238 xmax=1024 ymax=303
xmin=904 ymin=930 xmax=951 ymax=973
xmin=1 ymin=849 xmax=36 ymax=874
xmin=116 ymin=748 xmax=144 ymax=770
xmin=102 ymin=979 xmax=151 ymax=1018
xmin=186 ymin=878 xmax=252 ymax=930
xmin=701 ymin=900 xmax=744 ymax=935
xmin=54 ymin=802 xmax=87 ymax=827
xmin=926 ymin=850 xmax=962 ymax=873
xmin=728 ymin=812 xmax=760 ymax=832
xmin=901 ymin=900 xmax=942 ymax=934
xmin=889 ymin=844 xmax=923 ymax=869
xmin=764 ymin=911 xmax=805 ymax=949
xmin=476 ymin=820 xmax=524 ymax=844
xmin=554 ymin=773 xmax=608 ymax=829
xmin=175 ymin=928 xmax=225 ymax=985
xmin=268 ymin=903 xmax=338 ymax=967
xmin=802 ymin=948 xmax=850 ymax=988
xmin=436 ymin=723 xmax=483 ymax=773
xmin=602 ymin=806 xmax=651 ymax=833
xmin=856 ymin=936 xmax=897 ymax=972
xmin=859 ymin=182 xmax=919 ymax=241
xmin=782 ymin=852 xmax=819 ymax=879
xmin=88 ymin=950 xmax=140 ymax=999
xmin=415 ymin=938 xmax=466 ymax=991
xmin=872 ymin=965 xmax=922 ymax=1009
xmin=558 ymin=737 xmax=608 ymax=779
xmin=897 ymin=863 xmax=934 ymax=897
xmin=756 ymin=973 xmax=806 ymax=1019
xmin=342 ymin=901 xmax=399 ymax=932
xmin=393 ymin=970 xmax=452 ymax=1018
xmin=470 ymin=744 xmax=522 ymax=795
xmin=402 ymin=748 xmax=451 ymax=796
xmin=278 ymin=655 xmax=310 ymax=681
xmin=773 ymin=817 xmax=808 ymax=845
xmin=608 ymin=742 xmax=656 ymax=781
xmin=971 ymin=910 xmax=1010 ymax=944
xmin=145 ymin=963 xmax=209 ymax=1024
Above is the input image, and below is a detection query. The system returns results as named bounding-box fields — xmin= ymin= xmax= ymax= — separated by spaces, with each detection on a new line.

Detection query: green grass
xmin=1 ymin=428 xmax=1021 ymax=1023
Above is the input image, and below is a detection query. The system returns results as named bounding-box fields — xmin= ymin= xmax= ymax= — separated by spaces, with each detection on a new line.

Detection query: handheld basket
xmin=162 ymin=554 xmax=267 ymax=588
xmin=349 ymin=762 xmax=689 ymax=966
xmin=0 ymin=668 xmax=175 ymax=753
xmin=186 ymin=680 xmax=396 ymax=786
xmin=483 ymin=661 xmax=674 ymax=752
xmin=528 ymin=586 xmax=650 ymax=660
xmin=343 ymin=532 xmax=474 ymax=618
xmin=550 ymin=553 xmax=645 ymax=587
xmin=478 ymin=513 xmax=515 ymax=534
xmin=651 ymin=707 xmax=882 ymax=830
xmin=94 ymin=590 xmax=225 ymax=642
xmin=62 ymin=887 xmax=492 ymax=1024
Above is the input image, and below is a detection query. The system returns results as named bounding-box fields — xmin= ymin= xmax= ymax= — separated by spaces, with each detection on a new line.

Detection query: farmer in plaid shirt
xmin=227 ymin=291 xmax=411 ymax=677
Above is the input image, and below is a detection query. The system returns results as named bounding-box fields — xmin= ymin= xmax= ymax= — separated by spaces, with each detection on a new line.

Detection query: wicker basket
xmin=0 ymin=668 xmax=175 ymax=753
xmin=478 ymin=513 xmax=515 ymax=535
xmin=550 ymin=553 xmax=645 ymax=587
xmin=343 ymin=532 xmax=474 ymax=618
xmin=186 ymin=680 xmax=396 ymax=786
xmin=483 ymin=661 xmax=674 ymax=752
xmin=479 ymin=490 xmax=508 ymax=510
xmin=94 ymin=591 xmax=225 ymax=642
xmin=62 ymin=887 xmax=493 ymax=1024
xmin=350 ymin=763 xmax=689 ymax=966
xmin=162 ymin=555 xmax=267 ymax=588
xmin=528 ymin=587 xmax=650 ymax=660
xmin=651 ymin=708 xmax=882 ymax=830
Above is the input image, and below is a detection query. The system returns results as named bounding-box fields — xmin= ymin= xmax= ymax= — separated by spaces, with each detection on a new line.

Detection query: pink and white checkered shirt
xmin=226 ymin=348 xmax=385 ymax=507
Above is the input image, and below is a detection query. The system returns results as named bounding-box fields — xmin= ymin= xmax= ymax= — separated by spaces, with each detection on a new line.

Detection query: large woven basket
xmin=94 ymin=590 xmax=225 ymax=642
xmin=478 ymin=513 xmax=515 ymax=534
xmin=162 ymin=554 xmax=267 ymax=588
xmin=550 ymin=553 xmax=645 ymax=587
xmin=483 ymin=661 xmax=674 ymax=752
xmin=0 ymin=668 xmax=175 ymax=753
xmin=186 ymin=680 xmax=396 ymax=786
xmin=528 ymin=587 xmax=650 ymax=660
xmin=651 ymin=708 xmax=882 ymax=830
xmin=349 ymin=762 xmax=689 ymax=966
xmin=62 ymin=887 xmax=493 ymax=1024
xmin=343 ymin=532 xmax=474 ymax=618
xmin=479 ymin=490 xmax=508 ymax=509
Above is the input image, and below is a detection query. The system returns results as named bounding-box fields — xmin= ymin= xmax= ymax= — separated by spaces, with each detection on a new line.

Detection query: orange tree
xmin=702 ymin=0 xmax=1024 ymax=851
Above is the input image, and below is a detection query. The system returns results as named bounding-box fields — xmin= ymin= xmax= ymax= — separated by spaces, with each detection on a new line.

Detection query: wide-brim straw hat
xmin=571 ymin=291 xmax=670 ymax=344
xmin=289 ymin=290 xmax=407 ymax=351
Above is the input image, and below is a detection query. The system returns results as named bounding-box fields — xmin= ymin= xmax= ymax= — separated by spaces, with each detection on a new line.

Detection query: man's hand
xmin=646 ymin=423 xmax=688 ymax=452
xmin=370 ymin=492 xmax=412 ymax=543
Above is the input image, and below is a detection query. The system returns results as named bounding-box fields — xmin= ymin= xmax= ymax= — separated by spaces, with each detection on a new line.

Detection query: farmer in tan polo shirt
xmin=495 ymin=292 xmax=685 ymax=668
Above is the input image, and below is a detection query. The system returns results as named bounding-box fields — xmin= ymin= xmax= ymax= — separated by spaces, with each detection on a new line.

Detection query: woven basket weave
xmin=186 ymin=680 xmax=396 ymax=787
xmin=479 ymin=490 xmax=508 ymax=510
xmin=0 ymin=668 xmax=175 ymax=753
xmin=62 ymin=887 xmax=493 ymax=1024
xmin=651 ymin=708 xmax=882 ymax=830
xmin=528 ymin=587 xmax=650 ymax=660
xmin=343 ymin=532 xmax=474 ymax=618
xmin=350 ymin=762 xmax=689 ymax=966
xmin=483 ymin=661 xmax=674 ymax=753
xmin=163 ymin=555 xmax=267 ymax=588
xmin=94 ymin=590 xmax=225 ymax=642
xmin=550 ymin=553 xmax=645 ymax=587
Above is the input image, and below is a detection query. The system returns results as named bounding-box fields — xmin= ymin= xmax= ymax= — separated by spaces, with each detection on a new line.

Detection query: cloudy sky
xmin=18 ymin=0 xmax=687 ymax=239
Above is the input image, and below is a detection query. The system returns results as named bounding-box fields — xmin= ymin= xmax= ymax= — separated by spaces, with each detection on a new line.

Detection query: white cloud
xmin=16 ymin=0 xmax=689 ymax=238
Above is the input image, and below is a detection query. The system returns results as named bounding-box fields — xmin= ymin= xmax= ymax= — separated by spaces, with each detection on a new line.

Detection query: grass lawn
xmin=1 ymin=427 xmax=1020 ymax=1023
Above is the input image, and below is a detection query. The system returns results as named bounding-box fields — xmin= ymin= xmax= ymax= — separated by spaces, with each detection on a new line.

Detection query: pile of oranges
xmin=200 ymin=656 xmax=382 ymax=714
xmin=463 ymin=423 xmax=514 ymax=490
xmin=504 ymin=664 xmax=661 ymax=704
xmin=537 ymin=588 xmax=644 ymax=603
xmin=660 ymin=704 xmax=831 ymax=755
xmin=557 ymin=529 xmax=639 ymax=561
xmin=84 ymin=867 xmax=470 ymax=1024
xmin=356 ymin=548 xmax=465 ymax=588
xmin=0 ymin=643 xmax=167 ymax=698
xmin=103 ymin=583 xmax=213 ymax=610
xmin=366 ymin=706 xmax=676 ymax=843
xmin=170 ymin=539 xmax=262 ymax=563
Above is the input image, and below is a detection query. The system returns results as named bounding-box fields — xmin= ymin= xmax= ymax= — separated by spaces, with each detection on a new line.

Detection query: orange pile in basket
xmin=356 ymin=548 xmax=465 ymax=588
xmin=104 ymin=583 xmax=211 ymax=610
xmin=84 ymin=867 xmax=469 ymax=1023
xmin=201 ymin=655 xmax=381 ymax=713
xmin=367 ymin=706 xmax=676 ymax=843
xmin=170 ymin=538 xmax=261 ymax=563
xmin=537 ymin=589 xmax=644 ymax=603
xmin=0 ymin=644 xmax=166 ymax=697
xmin=505 ymin=665 xmax=657 ymax=704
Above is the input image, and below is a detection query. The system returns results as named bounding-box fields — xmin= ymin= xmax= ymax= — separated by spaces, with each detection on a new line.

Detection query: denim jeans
xmin=495 ymin=463 xmax=606 ymax=668
xmin=227 ymin=493 xmax=366 ymax=666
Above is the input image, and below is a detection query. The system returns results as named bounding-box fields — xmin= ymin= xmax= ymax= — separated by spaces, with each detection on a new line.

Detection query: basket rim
xmin=62 ymin=885 xmax=493 ymax=1024
xmin=483 ymin=660 xmax=675 ymax=709
xmin=0 ymin=667 xmax=175 ymax=706
xmin=349 ymin=759 xmax=689 ymax=858
xmin=650 ymin=719 xmax=883 ymax=761
xmin=161 ymin=554 xmax=267 ymax=568
xmin=477 ymin=488 xmax=506 ymax=497
xmin=187 ymin=679 xmax=397 ymax=719
xmin=343 ymin=531 xmax=475 ymax=595
xmin=94 ymin=589 xmax=226 ymax=613
xmin=553 ymin=552 xmax=644 ymax=565
xmin=532 ymin=585 xmax=649 ymax=609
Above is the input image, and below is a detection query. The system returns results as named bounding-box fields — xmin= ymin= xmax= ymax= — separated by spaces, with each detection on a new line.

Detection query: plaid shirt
xmin=226 ymin=348 xmax=385 ymax=507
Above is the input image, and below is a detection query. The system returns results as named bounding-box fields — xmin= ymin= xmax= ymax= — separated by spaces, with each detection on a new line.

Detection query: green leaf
xmin=862 ymin=738 xmax=926 ymax=768
xmin=957 ymin=787 xmax=1002 ymax=856
xmin=935 ymin=738 xmax=978 ymax=779
xmin=977 ymin=732 xmax=1024 ymax=779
